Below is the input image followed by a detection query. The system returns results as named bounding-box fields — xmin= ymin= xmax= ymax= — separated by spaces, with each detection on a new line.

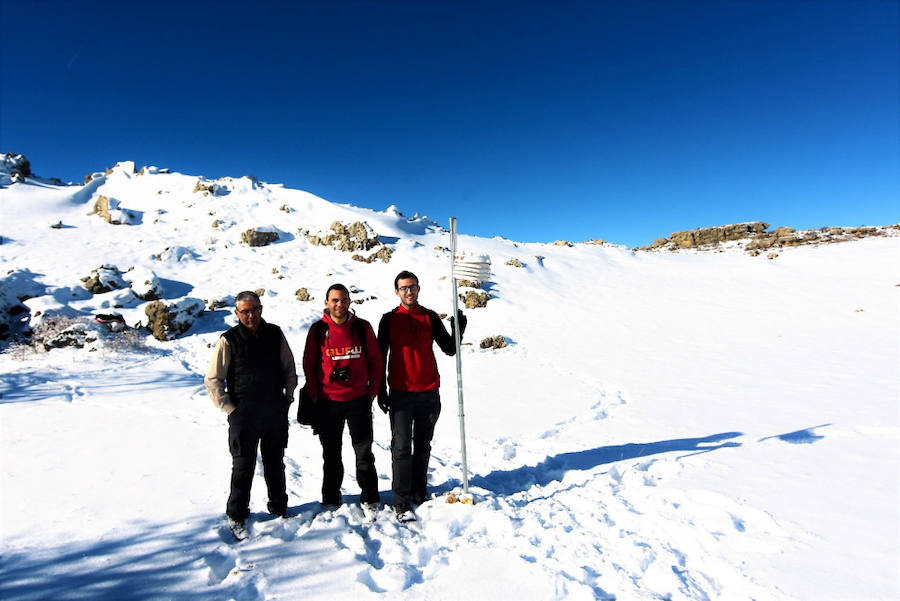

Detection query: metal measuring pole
xmin=449 ymin=217 xmax=469 ymax=494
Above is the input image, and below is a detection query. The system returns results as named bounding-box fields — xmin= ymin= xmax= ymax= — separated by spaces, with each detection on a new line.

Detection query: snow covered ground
xmin=1 ymin=162 xmax=898 ymax=600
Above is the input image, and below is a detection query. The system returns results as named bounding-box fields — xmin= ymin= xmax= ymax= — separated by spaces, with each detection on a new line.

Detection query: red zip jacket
xmin=377 ymin=304 xmax=457 ymax=393
xmin=302 ymin=312 xmax=382 ymax=402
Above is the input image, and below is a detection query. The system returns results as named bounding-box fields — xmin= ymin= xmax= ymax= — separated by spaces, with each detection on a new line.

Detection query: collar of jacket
xmin=236 ymin=319 xmax=268 ymax=338
xmin=321 ymin=309 xmax=354 ymax=328
xmin=395 ymin=304 xmax=424 ymax=316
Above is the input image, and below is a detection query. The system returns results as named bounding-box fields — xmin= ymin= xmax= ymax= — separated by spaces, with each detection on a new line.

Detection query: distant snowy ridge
xmin=3 ymin=153 xmax=895 ymax=249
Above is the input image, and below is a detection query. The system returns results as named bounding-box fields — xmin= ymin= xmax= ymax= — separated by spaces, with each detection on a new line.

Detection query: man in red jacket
xmin=303 ymin=284 xmax=383 ymax=513
xmin=377 ymin=271 xmax=465 ymax=521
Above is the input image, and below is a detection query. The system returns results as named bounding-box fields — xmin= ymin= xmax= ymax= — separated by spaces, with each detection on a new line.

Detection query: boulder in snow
xmin=126 ymin=267 xmax=162 ymax=301
xmin=1 ymin=153 xmax=31 ymax=183
xmin=241 ymin=228 xmax=280 ymax=247
xmin=307 ymin=220 xmax=381 ymax=252
xmin=144 ymin=298 xmax=205 ymax=341
xmin=460 ymin=290 xmax=489 ymax=309
xmin=92 ymin=195 xmax=134 ymax=225
xmin=81 ymin=265 xmax=128 ymax=294
xmin=480 ymin=335 xmax=507 ymax=350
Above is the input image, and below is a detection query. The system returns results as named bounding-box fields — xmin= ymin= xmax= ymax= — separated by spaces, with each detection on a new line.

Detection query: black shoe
xmin=412 ymin=493 xmax=428 ymax=506
xmin=228 ymin=518 xmax=249 ymax=541
xmin=394 ymin=504 xmax=416 ymax=523
xmin=268 ymin=502 xmax=288 ymax=518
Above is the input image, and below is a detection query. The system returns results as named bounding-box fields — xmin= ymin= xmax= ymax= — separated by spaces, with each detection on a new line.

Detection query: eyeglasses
xmin=237 ymin=306 xmax=262 ymax=316
xmin=397 ymin=285 xmax=419 ymax=293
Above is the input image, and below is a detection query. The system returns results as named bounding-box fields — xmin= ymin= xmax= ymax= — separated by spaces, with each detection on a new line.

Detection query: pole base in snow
xmin=444 ymin=491 xmax=474 ymax=505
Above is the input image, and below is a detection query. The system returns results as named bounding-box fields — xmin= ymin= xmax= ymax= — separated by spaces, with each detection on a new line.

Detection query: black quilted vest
xmin=223 ymin=321 xmax=285 ymax=406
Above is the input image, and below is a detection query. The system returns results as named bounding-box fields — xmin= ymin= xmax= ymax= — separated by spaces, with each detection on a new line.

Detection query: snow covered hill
xmin=1 ymin=160 xmax=898 ymax=600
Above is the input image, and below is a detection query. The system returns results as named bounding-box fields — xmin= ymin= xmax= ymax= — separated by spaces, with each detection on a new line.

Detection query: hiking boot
xmin=394 ymin=504 xmax=416 ymax=523
xmin=320 ymin=503 xmax=340 ymax=513
xmin=268 ymin=503 xmax=288 ymax=518
xmin=228 ymin=518 xmax=249 ymax=541
xmin=361 ymin=502 xmax=380 ymax=521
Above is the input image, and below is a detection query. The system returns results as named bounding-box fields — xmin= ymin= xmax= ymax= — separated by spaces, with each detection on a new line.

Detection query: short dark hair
xmin=394 ymin=271 xmax=418 ymax=290
xmin=325 ymin=283 xmax=349 ymax=299
xmin=235 ymin=291 xmax=261 ymax=305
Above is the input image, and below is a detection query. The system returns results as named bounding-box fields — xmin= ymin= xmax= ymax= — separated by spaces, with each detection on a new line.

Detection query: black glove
xmin=450 ymin=311 xmax=467 ymax=340
xmin=377 ymin=393 xmax=390 ymax=414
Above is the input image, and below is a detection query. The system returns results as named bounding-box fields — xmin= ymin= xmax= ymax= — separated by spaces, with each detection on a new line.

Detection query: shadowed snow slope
xmin=1 ymin=166 xmax=898 ymax=600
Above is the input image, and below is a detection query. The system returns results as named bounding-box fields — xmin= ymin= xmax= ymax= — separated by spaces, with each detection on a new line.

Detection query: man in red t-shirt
xmin=303 ymin=284 xmax=382 ymax=512
xmin=377 ymin=271 xmax=465 ymax=521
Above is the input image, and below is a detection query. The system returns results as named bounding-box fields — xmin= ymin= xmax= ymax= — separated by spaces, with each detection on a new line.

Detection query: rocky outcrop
xmin=456 ymin=279 xmax=482 ymax=289
xmin=31 ymin=316 xmax=98 ymax=351
xmin=1 ymin=153 xmax=31 ymax=182
xmin=295 ymin=288 xmax=313 ymax=301
xmin=241 ymin=229 xmax=280 ymax=247
xmin=460 ymin=290 xmax=489 ymax=309
xmin=639 ymin=222 xmax=899 ymax=254
xmin=82 ymin=265 xmax=128 ymax=294
xmin=193 ymin=179 xmax=225 ymax=196
xmin=307 ymin=221 xmax=381 ymax=252
xmin=644 ymin=222 xmax=769 ymax=250
xmin=480 ymin=335 xmax=507 ymax=350
xmin=126 ymin=267 xmax=162 ymax=301
xmin=92 ymin=196 xmax=135 ymax=225
xmin=504 ymin=259 xmax=523 ymax=268
xmin=144 ymin=298 xmax=205 ymax=341
xmin=352 ymin=247 xmax=393 ymax=264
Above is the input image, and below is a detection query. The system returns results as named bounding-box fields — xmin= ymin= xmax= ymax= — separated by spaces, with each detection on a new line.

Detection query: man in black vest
xmin=205 ymin=291 xmax=297 ymax=537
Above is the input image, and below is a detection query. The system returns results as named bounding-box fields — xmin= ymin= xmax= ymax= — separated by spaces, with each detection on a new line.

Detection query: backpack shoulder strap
xmin=351 ymin=317 xmax=368 ymax=355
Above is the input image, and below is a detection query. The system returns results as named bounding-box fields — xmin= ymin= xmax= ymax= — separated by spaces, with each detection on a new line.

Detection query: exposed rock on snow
xmin=0 ymin=269 xmax=45 ymax=340
xmin=295 ymin=288 xmax=313 ymax=302
xmin=31 ymin=315 xmax=99 ymax=350
xmin=126 ymin=267 xmax=162 ymax=301
xmin=193 ymin=179 xmax=226 ymax=196
xmin=307 ymin=221 xmax=381 ymax=252
xmin=205 ymin=296 xmax=234 ymax=311
xmin=155 ymin=245 xmax=197 ymax=262
xmin=640 ymin=222 xmax=900 ymax=253
xmin=144 ymin=298 xmax=205 ymax=341
xmin=480 ymin=335 xmax=507 ymax=349
xmin=81 ymin=265 xmax=128 ymax=294
xmin=92 ymin=195 xmax=135 ymax=225
xmin=504 ymin=258 xmax=523 ymax=268
xmin=1 ymin=152 xmax=31 ymax=183
xmin=241 ymin=228 xmax=280 ymax=247
xmin=351 ymin=246 xmax=393 ymax=263
xmin=460 ymin=290 xmax=489 ymax=309
xmin=456 ymin=279 xmax=482 ymax=289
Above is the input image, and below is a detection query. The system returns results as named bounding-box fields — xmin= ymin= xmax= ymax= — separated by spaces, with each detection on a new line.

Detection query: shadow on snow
xmin=0 ymin=361 xmax=198 ymax=405
xmin=443 ymin=432 xmax=744 ymax=497
xmin=759 ymin=424 xmax=830 ymax=445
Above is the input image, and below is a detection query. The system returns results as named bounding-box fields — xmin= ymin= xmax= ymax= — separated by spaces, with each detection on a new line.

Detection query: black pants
xmin=389 ymin=389 xmax=441 ymax=507
xmin=317 ymin=395 xmax=380 ymax=505
xmin=226 ymin=402 xmax=289 ymax=521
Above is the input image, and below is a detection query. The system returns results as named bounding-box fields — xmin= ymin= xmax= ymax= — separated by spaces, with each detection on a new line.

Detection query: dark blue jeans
xmin=389 ymin=389 xmax=441 ymax=507
xmin=226 ymin=401 xmax=289 ymax=521
xmin=317 ymin=395 xmax=380 ymax=505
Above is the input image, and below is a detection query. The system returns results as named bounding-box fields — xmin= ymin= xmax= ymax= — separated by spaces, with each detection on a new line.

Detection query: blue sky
xmin=2 ymin=0 xmax=897 ymax=247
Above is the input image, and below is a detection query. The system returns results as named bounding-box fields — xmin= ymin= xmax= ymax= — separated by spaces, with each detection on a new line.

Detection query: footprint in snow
xmin=202 ymin=546 xmax=237 ymax=585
